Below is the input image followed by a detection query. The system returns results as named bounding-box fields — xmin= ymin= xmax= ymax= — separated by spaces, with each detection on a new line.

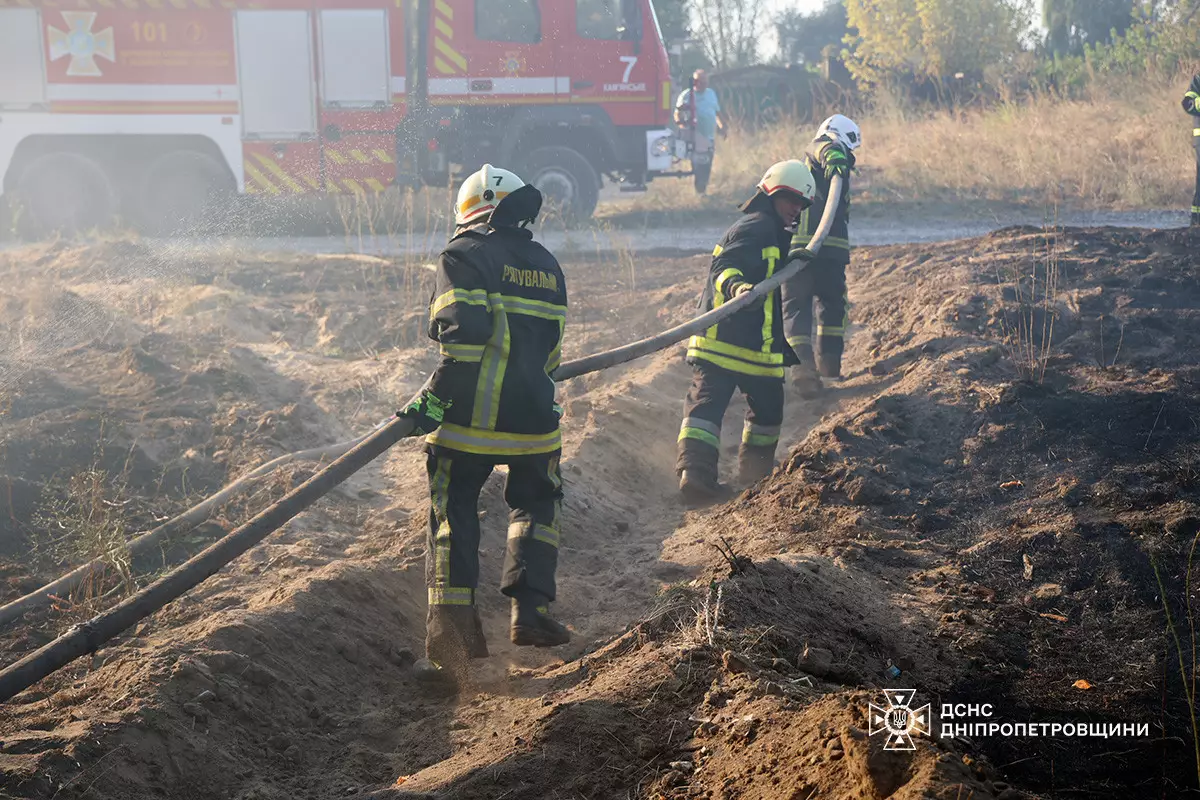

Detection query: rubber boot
xmin=510 ymin=593 xmax=570 ymax=647
xmin=817 ymin=346 xmax=843 ymax=380
xmin=1192 ymin=211 xmax=1200 ymax=228
xmin=415 ymin=605 xmax=489 ymax=692
xmin=790 ymin=362 xmax=824 ymax=399
xmin=412 ymin=657 xmax=460 ymax=694
xmin=679 ymin=468 xmax=733 ymax=506
xmin=736 ymin=443 xmax=776 ymax=487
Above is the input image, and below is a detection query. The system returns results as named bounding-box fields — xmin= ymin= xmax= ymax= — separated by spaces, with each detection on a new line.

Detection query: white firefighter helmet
xmin=815 ymin=113 xmax=862 ymax=151
xmin=455 ymin=164 xmax=526 ymax=226
xmin=756 ymin=160 xmax=817 ymax=204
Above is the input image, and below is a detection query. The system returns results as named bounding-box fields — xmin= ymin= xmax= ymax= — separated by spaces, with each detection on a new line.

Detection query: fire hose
xmin=0 ymin=176 xmax=842 ymax=702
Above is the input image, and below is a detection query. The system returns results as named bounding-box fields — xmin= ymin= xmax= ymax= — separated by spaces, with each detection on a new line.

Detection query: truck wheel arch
xmin=515 ymin=146 xmax=601 ymax=222
xmin=497 ymin=107 xmax=620 ymax=221
xmin=134 ymin=149 xmax=237 ymax=236
xmin=499 ymin=106 xmax=620 ymax=174
xmin=13 ymin=151 xmax=118 ymax=238
xmin=3 ymin=134 xmax=236 ymax=212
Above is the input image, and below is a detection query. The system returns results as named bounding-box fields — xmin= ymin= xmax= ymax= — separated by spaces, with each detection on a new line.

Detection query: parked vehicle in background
xmin=0 ymin=0 xmax=692 ymax=235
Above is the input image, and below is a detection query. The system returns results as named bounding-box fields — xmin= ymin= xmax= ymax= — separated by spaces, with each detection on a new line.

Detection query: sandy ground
xmin=0 ymin=223 xmax=1198 ymax=799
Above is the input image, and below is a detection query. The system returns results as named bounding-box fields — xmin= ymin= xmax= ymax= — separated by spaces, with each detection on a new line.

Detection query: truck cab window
xmin=475 ymin=0 xmax=540 ymax=43
xmin=576 ymin=0 xmax=622 ymax=40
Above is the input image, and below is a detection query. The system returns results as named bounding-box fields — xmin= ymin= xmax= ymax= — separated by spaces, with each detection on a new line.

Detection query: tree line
xmin=658 ymin=0 xmax=1200 ymax=100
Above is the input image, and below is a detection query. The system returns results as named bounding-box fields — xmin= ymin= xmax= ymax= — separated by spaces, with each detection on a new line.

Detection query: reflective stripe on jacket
xmin=791 ymin=137 xmax=853 ymax=265
xmin=1185 ymin=73 xmax=1200 ymax=139
xmin=424 ymin=224 xmax=566 ymax=456
xmin=688 ymin=202 xmax=795 ymax=379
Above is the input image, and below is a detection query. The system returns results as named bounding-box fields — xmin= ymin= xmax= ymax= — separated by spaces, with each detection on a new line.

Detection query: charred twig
xmin=1110 ymin=323 xmax=1125 ymax=368
xmin=1144 ymin=398 xmax=1168 ymax=451
xmin=712 ymin=535 xmax=750 ymax=575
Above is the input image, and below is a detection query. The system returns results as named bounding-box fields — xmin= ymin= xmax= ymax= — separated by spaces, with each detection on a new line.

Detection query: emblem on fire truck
xmin=501 ymin=54 xmax=526 ymax=77
xmin=48 ymin=12 xmax=116 ymax=77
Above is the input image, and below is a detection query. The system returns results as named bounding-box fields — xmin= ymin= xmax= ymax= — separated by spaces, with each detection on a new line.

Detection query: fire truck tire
xmin=518 ymin=146 xmax=600 ymax=221
xmin=15 ymin=152 xmax=117 ymax=238
xmin=135 ymin=150 xmax=235 ymax=235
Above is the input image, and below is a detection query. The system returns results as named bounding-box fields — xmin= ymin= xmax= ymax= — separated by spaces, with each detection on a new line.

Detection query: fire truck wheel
xmin=136 ymin=150 xmax=235 ymax=236
xmin=519 ymin=146 xmax=600 ymax=222
xmin=15 ymin=152 xmax=117 ymax=238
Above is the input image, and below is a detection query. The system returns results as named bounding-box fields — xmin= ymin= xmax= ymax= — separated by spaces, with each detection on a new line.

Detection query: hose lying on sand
xmin=0 ymin=177 xmax=842 ymax=702
xmin=0 ymin=432 xmax=380 ymax=629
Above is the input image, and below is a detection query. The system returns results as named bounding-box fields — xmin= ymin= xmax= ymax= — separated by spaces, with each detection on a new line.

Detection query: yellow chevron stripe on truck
xmin=244 ymin=156 xmax=390 ymax=196
xmin=432 ymin=0 xmax=466 ymax=76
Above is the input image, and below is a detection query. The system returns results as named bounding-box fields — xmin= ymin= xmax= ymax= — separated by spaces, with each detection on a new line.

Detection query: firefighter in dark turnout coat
xmin=780 ymin=114 xmax=861 ymax=397
xmin=676 ymin=160 xmax=818 ymax=502
xmin=1183 ymin=74 xmax=1200 ymax=226
xmin=399 ymin=164 xmax=570 ymax=686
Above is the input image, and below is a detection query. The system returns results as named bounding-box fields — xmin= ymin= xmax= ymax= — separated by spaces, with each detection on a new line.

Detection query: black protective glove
xmin=397 ymin=389 xmax=452 ymax=436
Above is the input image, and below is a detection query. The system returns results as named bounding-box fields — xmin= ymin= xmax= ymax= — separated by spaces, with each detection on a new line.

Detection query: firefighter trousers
xmin=676 ymin=362 xmax=784 ymax=485
xmin=425 ymin=448 xmax=563 ymax=609
xmin=780 ymin=259 xmax=849 ymax=378
xmin=1192 ymin=145 xmax=1200 ymax=225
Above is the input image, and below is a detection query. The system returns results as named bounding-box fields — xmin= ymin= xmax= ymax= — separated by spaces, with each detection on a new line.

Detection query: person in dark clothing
xmin=780 ymin=114 xmax=861 ymax=397
xmin=676 ymin=160 xmax=818 ymax=503
xmin=1182 ymin=74 xmax=1200 ymax=227
xmin=398 ymin=164 xmax=570 ymax=688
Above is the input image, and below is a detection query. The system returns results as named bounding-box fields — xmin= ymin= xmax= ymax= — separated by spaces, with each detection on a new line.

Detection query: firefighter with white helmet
xmin=453 ymin=163 xmax=529 ymax=226
xmin=781 ymin=114 xmax=860 ymax=398
xmin=817 ymin=113 xmax=861 ymax=152
xmin=400 ymin=163 xmax=570 ymax=689
xmin=676 ymin=159 xmax=818 ymax=502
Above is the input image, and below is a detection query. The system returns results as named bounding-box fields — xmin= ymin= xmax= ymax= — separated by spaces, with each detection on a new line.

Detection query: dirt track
xmin=0 ymin=225 xmax=1198 ymax=799
xmin=111 ymin=205 xmax=1189 ymax=261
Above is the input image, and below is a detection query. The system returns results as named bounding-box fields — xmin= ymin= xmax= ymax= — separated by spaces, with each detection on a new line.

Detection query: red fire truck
xmin=0 ymin=0 xmax=688 ymax=234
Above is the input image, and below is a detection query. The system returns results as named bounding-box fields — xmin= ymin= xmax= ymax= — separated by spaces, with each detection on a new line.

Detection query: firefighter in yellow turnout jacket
xmin=780 ymin=114 xmax=861 ymax=397
xmin=1182 ymin=73 xmax=1200 ymax=226
xmin=676 ymin=161 xmax=818 ymax=502
xmin=399 ymin=164 xmax=569 ymax=685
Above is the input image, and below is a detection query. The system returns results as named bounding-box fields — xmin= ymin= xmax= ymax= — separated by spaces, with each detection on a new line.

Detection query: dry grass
xmin=997 ymin=221 xmax=1063 ymax=383
xmin=32 ymin=452 xmax=141 ymax=622
xmin=865 ymin=78 xmax=1192 ymax=208
xmin=605 ymin=74 xmax=1194 ymax=220
xmin=331 ymin=186 xmax=456 ymax=252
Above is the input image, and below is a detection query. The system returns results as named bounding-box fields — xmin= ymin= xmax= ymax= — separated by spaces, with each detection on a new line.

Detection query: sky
xmin=756 ymin=0 xmax=835 ymax=57
xmin=764 ymin=0 xmax=826 ymax=13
